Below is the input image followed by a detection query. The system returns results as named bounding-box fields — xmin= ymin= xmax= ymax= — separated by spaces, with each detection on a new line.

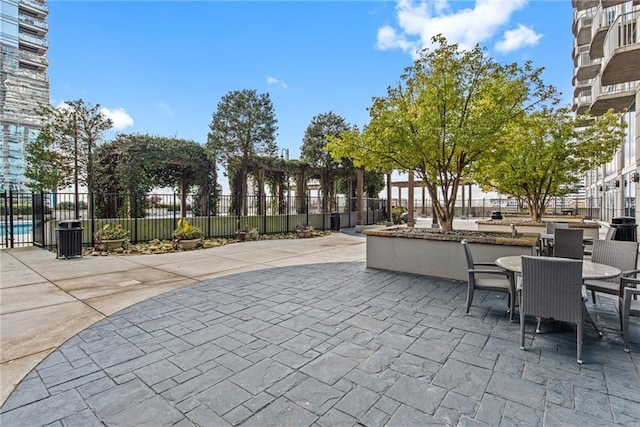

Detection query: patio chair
xmin=605 ymin=227 xmax=617 ymax=241
xmin=543 ymin=222 xmax=569 ymax=256
xmin=461 ymin=240 xmax=516 ymax=321
xmin=584 ymin=239 xmax=639 ymax=305
xmin=519 ymin=256 xmax=585 ymax=363
xmin=553 ymin=228 xmax=584 ymax=260
xmin=618 ymin=277 xmax=640 ymax=352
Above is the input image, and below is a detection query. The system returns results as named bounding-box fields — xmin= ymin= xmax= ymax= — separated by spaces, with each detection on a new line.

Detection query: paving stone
xmin=432 ymin=359 xmax=492 ymax=401
xmin=243 ymin=392 xmax=275 ymax=413
xmin=134 ymin=359 xmax=183 ymax=386
xmin=229 ymin=358 xmax=293 ymax=395
xmin=181 ymin=324 xmax=235 ymax=346
xmin=358 ymin=346 xmax=400 ymax=374
xmin=1 ymin=374 xmax=50 ymax=411
xmin=76 ymin=376 xmax=117 ymax=399
xmin=360 ymin=406 xmax=391 ymax=427
xmin=265 ymin=372 xmax=308 ymax=397
xmin=386 ymin=376 xmax=447 ymax=415
xmin=343 ymin=368 xmax=398 ymax=394
xmin=278 ymin=314 xmax=319 ymax=332
xmin=285 ymin=377 xmax=344 ymax=415
xmin=162 ymin=365 xmax=233 ymax=404
xmin=273 ymin=348 xmax=312 ymax=369
xmin=60 ymin=407 xmax=102 ymax=427
xmin=333 ymin=385 xmax=379 ymax=419
xmin=389 ymin=352 xmax=441 ymax=380
xmin=609 ymin=395 xmax=640 ymax=425
xmin=374 ymin=330 xmax=417 ymax=352
xmin=241 ymin=396 xmax=317 ymax=427
xmin=574 ymin=386 xmax=613 ymax=421
xmin=486 ymin=372 xmax=546 ymax=411
xmin=300 ymin=352 xmax=358 ymax=385
xmin=0 ymin=389 xmax=87 ymax=426
xmin=185 ymin=405 xmax=232 ymax=427
xmin=331 ymin=341 xmax=374 ymax=362
xmin=101 ymin=395 xmax=185 ymax=426
xmin=104 ymin=348 xmax=173 ymax=377
xmin=502 ymin=399 xmax=544 ymax=426
xmin=386 ymin=404 xmax=443 ymax=426
xmin=195 ymin=379 xmax=252 ymax=416
xmin=85 ymin=378 xmax=155 ymax=419
xmin=316 ymin=408 xmax=358 ymax=427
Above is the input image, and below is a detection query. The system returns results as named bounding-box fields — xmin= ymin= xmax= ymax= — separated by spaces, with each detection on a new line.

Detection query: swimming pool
xmin=0 ymin=223 xmax=32 ymax=235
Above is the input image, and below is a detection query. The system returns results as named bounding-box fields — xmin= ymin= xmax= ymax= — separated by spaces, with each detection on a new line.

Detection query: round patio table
xmin=495 ymin=255 xmax=620 ymax=280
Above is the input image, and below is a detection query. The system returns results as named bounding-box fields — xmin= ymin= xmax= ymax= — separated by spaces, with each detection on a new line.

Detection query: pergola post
xmin=407 ymin=171 xmax=415 ymax=227
xmin=356 ymin=167 xmax=364 ymax=232
xmin=386 ymin=173 xmax=393 ymax=226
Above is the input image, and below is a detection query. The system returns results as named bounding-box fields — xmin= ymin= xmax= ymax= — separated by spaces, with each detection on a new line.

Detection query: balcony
xmin=602 ymin=10 xmax=640 ymax=85
xmin=18 ymin=15 xmax=47 ymax=38
xmin=18 ymin=51 xmax=48 ymax=70
xmin=573 ymin=9 xmax=595 ymax=45
xmin=590 ymin=6 xmax=616 ymax=59
xmin=574 ymin=50 xmax=602 ymax=81
xmin=574 ymin=77 xmax=594 ymax=97
xmin=18 ymin=0 xmax=47 ymax=19
xmin=572 ymin=89 xmax=593 ymax=115
xmin=601 ymin=0 xmax=627 ymax=7
xmin=18 ymin=32 xmax=47 ymax=54
xmin=589 ymin=78 xmax=637 ymax=115
xmin=573 ymin=0 xmax=597 ymax=12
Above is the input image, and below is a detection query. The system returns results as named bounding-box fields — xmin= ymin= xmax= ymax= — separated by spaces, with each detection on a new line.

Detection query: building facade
xmin=572 ymin=0 xmax=640 ymax=223
xmin=0 ymin=0 xmax=49 ymax=191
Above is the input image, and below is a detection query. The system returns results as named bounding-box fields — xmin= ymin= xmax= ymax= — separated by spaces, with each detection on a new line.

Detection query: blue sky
xmin=48 ymin=0 xmax=574 ymax=163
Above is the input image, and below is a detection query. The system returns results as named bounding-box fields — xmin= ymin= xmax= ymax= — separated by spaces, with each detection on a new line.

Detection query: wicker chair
xmin=553 ymin=228 xmax=584 ymax=259
xmin=584 ymin=240 xmax=639 ymax=305
xmin=619 ymin=280 xmax=640 ymax=352
xmin=461 ymin=240 xmax=515 ymax=321
xmin=543 ymin=222 xmax=569 ymax=256
xmin=519 ymin=256 xmax=585 ymax=364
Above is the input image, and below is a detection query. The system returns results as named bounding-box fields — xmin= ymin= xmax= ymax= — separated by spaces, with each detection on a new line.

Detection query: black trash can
xmin=56 ymin=220 xmax=83 ymax=259
xmin=611 ymin=216 xmax=637 ymax=242
xmin=491 ymin=211 xmax=503 ymax=220
xmin=330 ymin=212 xmax=341 ymax=231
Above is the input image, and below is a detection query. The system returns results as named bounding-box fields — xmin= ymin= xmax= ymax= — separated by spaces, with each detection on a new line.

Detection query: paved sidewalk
xmin=1 ymin=220 xmax=639 ymax=426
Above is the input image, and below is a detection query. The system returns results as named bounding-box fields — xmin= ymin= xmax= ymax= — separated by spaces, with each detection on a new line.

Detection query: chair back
xmin=605 ymin=227 xmax=617 ymax=240
xmin=546 ymin=222 xmax=569 ymax=234
xmin=554 ymin=228 xmax=584 ymax=259
xmin=521 ymin=256 xmax=583 ymax=323
xmin=461 ymin=239 xmax=474 ymax=269
xmin=591 ymin=239 xmax=639 ymax=273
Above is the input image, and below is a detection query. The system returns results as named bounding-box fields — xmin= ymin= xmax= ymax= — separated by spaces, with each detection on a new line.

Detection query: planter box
xmin=363 ymin=227 xmax=538 ymax=282
xmin=99 ymin=239 xmax=125 ymax=251
xmin=476 ymin=219 xmax=600 ymax=240
xmin=177 ymin=239 xmax=200 ymax=250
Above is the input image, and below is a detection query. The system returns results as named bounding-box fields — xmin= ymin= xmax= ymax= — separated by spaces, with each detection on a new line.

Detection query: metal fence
xmin=1 ymin=191 xmax=388 ymax=249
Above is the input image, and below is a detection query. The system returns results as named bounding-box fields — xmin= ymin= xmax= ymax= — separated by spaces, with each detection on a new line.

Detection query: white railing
xmin=18 ymin=51 xmax=48 ymax=66
xmin=592 ymin=77 xmax=638 ymax=99
xmin=19 ymin=0 xmax=48 ymax=12
xmin=18 ymin=32 xmax=48 ymax=48
xmin=17 ymin=16 xmax=47 ymax=30
xmin=603 ymin=9 xmax=639 ymax=61
xmin=577 ymin=50 xmax=602 ymax=69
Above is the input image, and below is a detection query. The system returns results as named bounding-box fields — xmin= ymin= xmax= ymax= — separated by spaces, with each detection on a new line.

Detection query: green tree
xmin=26 ymin=99 xmax=113 ymax=214
xmin=301 ymin=112 xmax=351 ymax=211
xmin=207 ymin=89 xmax=278 ymax=216
xmin=327 ymin=35 xmax=554 ymax=231
xmin=474 ymin=108 xmax=626 ymax=222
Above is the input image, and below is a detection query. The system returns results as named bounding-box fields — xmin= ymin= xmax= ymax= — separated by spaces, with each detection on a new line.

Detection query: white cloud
xmin=157 ymin=102 xmax=174 ymax=117
xmin=100 ymin=107 xmax=134 ymax=130
xmin=377 ymin=0 xmax=529 ymax=57
xmin=266 ymin=76 xmax=288 ymax=89
xmin=495 ymin=24 xmax=542 ymax=53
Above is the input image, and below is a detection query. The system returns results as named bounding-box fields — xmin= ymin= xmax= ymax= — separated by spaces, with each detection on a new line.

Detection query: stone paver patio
xmin=1 ymin=261 xmax=639 ymax=426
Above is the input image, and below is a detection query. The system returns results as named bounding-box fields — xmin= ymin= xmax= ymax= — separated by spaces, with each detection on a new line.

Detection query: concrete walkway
xmin=1 ymin=222 xmax=639 ymax=426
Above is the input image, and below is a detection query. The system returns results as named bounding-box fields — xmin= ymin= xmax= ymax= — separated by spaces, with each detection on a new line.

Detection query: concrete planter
xmin=476 ymin=219 xmax=600 ymax=240
xmin=177 ymin=239 xmax=200 ymax=250
xmin=99 ymin=239 xmax=125 ymax=251
xmin=363 ymin=227 xmax=538 ymax=282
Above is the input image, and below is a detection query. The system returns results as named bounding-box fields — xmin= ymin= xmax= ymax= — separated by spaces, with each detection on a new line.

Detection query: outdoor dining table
xmin=495 ymin=255 xmax=621 ymax=335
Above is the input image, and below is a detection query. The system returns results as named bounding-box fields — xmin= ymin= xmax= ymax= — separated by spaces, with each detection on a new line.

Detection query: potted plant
xmin=295 ymin=223 xmax=313 ymax=238
xmin=94 ymin=222 xmax=130 ymax=251
xmin=236 ymin=225 xmax=259 ymax=242
xmin=172 ymin=218 xmax=203 ymax=250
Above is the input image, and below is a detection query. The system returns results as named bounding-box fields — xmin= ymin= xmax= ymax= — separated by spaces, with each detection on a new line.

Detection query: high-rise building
xmin=572 ymin=0 xmax=639 ymax=223
xmin=0 ymin=0 xmax=49 ymax=192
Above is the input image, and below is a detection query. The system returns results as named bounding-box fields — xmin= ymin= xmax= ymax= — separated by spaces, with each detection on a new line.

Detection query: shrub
xmin=173 ymin=218 xmax=203 ymax=240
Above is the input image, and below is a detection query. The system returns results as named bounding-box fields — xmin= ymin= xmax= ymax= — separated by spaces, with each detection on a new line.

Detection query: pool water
xmin=0 ymin=223 xmax=32 ymax=235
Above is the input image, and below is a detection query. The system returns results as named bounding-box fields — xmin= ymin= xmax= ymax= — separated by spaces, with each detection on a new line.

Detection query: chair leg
xmin=591 ymin=290 xmax=596 ymax=305
xmin=520 ymin=311 xmax=526 ymax=351
xmin=465 ymin=283 xmax=474 ymax=314
xmin=577 ymin=321 xmax=583 ymax=364
xmin=536 ymin=317 xmax=542 ymax=333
